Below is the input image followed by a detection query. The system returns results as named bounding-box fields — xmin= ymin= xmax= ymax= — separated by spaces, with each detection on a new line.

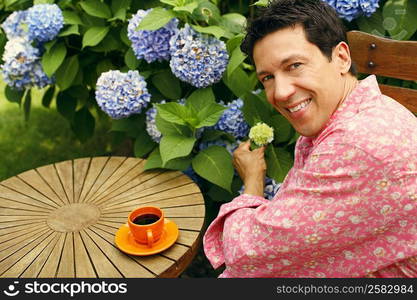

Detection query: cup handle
xmin=146 ymin=229 xmax=154 ymax=248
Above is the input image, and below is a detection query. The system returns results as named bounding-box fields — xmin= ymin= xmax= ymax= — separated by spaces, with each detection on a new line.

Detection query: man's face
xmin=253 ymin=25 xmax=349 ymax=137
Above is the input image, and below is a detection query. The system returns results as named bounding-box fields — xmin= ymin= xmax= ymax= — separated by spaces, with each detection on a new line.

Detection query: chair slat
xmin=380 ymin=84 xmax=417 ymax=114
xmin=348 ymin=30 xmax=417 ymax=82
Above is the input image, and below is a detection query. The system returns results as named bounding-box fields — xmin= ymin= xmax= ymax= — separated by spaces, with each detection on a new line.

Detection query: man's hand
xmin=233 ymin=140 xmax=266 ymax=197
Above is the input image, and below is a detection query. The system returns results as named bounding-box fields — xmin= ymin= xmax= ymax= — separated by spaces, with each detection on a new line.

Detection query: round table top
xmin=0 ymin=157 xmax=206 ymax=278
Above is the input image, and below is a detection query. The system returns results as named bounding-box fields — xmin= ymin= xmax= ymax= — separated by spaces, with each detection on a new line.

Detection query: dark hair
xmin=241 ymin=0 xmax=357 ymax=75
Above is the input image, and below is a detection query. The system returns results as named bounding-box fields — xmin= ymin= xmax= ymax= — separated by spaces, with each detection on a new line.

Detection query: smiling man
xmin=203 ymin=0 xmax=417 ymax=277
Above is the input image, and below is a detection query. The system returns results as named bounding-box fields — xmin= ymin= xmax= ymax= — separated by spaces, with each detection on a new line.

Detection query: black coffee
xmin=133 ymin=214 xmax=160 ymax=225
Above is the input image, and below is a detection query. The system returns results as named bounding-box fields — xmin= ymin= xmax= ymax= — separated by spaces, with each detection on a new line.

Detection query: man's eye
xmin=290 ymin=62 xmax=302 ymax=70
xmin=261 ymin=75 xmax=273 ymax=82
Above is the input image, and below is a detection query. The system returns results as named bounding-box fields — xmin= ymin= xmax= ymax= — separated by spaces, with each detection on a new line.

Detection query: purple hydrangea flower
xmin=1 ymin=10 xmax=28 ymax=39
xmin=127 ymin=9 xmax=178 ymax=63
xmin=214 ymin=98 xmax=249 ymax=139
xmin=95 ymin=70 xmax=151 ymax=119
xmin=239 ymin=177 xmax=281 ymax=200
xmin=169 ymin=24 xmax=229 ymax=88
xmin=1 ymin=37 xmax=53 ymax=90
xmin=26 ymin=4 xmax=64 ymax=42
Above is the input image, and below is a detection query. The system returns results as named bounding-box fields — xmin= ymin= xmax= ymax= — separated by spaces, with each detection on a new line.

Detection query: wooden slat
xmin=20 ymin=232 xmax=61 ymax=278
xmin=0 ymin=225 xmax=49 ymax=253
xmin=56 ymin=233 xmax=75 ymax=277
xmin=0 ymin=219 xmax=45 ymax=230
xmin=18 ymin=169 xmax=65 ymax=206
xmin=380 ymin=84 xmax=417 ymax=114
xmin=0 ymin=224 xmax=48 ymax=246
xmin=78 ymin=157 xmax=109 ymax=203
xmin=83 ymin=157 xmax=126 ymax=203
xmin=0 ymin=221 xmax=45 ymax=238
xmin=169 ymin=217 xmax=205 ymax=231
xmin=37 ymin=164 xmax=70 ymax=205
xmin=84 ymin=228 xmax=154 ymax=278
xmin=2 ymin=232 xmax=58 ymax=277
xmin=37 ymin=233 xmax=66 ymax=278
xmin=1 ymin=177 xmax=60 ymax=208
xmin=88 ymin=158 xmax=144 ymax=203
xmin=348 ymin=30 xmax=417 ymax=81
xmin=73 ymin=158 xmax=91 ymax=203
xmin=55 ymin=160 xmax=74 ymax=204
xmin=101 ymin=193 xmax=205 ymax=213
xmin=0 ymin=185 xmax=55 ymax=210
xmin=0 ymin=197 xmax=50 ymax=214
xmin=79 ymin=230 xmax=122 ymax=277
xmin=74 ymin=231 xmax=96 ymax=277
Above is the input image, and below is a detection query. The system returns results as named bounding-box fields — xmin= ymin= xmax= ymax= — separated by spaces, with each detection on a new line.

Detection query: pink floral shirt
xmin=203 ymin=75 xmax=417 ymax=277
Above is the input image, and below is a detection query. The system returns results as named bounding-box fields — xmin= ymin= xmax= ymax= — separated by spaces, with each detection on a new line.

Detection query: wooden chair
xmin=347 ymin=30 xmax=417 ymax=114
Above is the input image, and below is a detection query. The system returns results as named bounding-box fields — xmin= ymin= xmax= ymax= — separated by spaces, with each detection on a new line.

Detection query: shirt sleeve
xmin=203 ymin=142 xmax=415 ymax=277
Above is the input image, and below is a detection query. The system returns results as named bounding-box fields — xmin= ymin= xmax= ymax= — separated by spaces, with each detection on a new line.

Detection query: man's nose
xmin=272 ymin=77 xmax=296 ymax=103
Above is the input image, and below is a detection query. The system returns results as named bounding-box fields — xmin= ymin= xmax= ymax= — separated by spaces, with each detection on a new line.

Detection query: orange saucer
xmin=115 ymin=218 xmax=179 ymax=256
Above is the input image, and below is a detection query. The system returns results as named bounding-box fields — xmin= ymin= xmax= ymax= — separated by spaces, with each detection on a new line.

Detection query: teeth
xmin=288 ymin=99 xmax=311 ymax=113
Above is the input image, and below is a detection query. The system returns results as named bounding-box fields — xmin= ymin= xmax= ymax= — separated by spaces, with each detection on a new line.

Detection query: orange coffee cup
xmin=128 ymin=206 xmax=164 ymax=248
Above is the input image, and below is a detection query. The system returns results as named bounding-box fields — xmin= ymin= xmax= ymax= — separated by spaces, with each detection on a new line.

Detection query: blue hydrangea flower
xmin=214 ymin=98 xmax=249 ymax=139
xmin=1 ymin=37 xmax=53 ymax=90
xmin=127 ymin=9 xmax=178 ymax=63
xmin=239 ymin=177 xmax=281 ymax=200
xmin=146 ymin=100 xmax=166 ymax=143
xmin=26 ymin=4 xmax=64 ymax=42
xmin=95 ymin=70 xmax=151 ymax=119
xmin=169 ymin=24 xmax=229 ymax=88
xmin=1 ymin=10 xmax=28 ymax=39
xmin=359 ymin=0 xmax=380 ymax=17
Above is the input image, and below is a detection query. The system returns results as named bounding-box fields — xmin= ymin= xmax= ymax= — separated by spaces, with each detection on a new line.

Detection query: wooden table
xmin=0 ymin=157 xmax=206 ymax=278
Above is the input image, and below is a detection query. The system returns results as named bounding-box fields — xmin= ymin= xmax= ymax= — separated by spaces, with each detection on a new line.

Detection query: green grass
xmin=0 ymin=81 xmax=113 ymax=181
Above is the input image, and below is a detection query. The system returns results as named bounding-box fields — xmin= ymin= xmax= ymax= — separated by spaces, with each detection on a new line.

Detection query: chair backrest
xmin=347 ymin=30 xmax=417 ymax=114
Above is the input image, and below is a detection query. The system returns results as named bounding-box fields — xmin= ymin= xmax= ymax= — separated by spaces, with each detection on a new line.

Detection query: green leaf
xmin=190 ymin=24 xmax=231 ymax=39
xmin=56 ymin=91 xmax=77 ymax=121
xmin=356 ymin=10 xmax=385 ymax=36
xmin=4 ymin=86 xmax=24 ymax=104
xmin=71 ymin=107 xmax=95 ymax=142
xmin=160 ymin=135 xmax=196 ymax=165
xmin=23 ymin=90 xmax=31 ymax=121
xmin=124 ymin=48 xmax=139 ymax=69
xmin=79 ymin=0 xmax=112 ymax=19
xmin=151 ymin=70 xmax=182 ymax=100
xmin=137 ymin=7 xmax=175 ymax=31
xmin=173 ymin=2 xmax=198 ymax=14
xmin=195 ymin=103 xmax=226 ymax=128
xmin=192 ymin=145 xmax=234 ymax=192
xmin=62 ymin=11 xmax=83 ymax=25
xmin=110 ymin=0 xmax=130 ymax=20
xmin=265 ymin=146 xmax=293 ymax=182
xmin=226 ymin=33 xmax=244 ymax=53
xmin=157 ymin=102 xmax=190 ymax=126
xmin=270 ymin=114 xmax=293 ymax=144
xmin=55 ymin=55 xmax=79 ymax=91
xmin=186 ymin=87 xmax=216 ymax=112
xmin=227 ymin=46 xmax=247 ymax=78
xmin=134 ymin=132 xmax=156 ymax=158
xmin=41 ymin=42 xmax=67 ymax=77
xmin=220 ymin=13 xmax=246 ymax=34
xmin=193 ymin=0 xmax=221 ymax=25
xmin=41 ymin=85 xmax=55 ymax=108
xmin=144 ymin=147 xmax=192 ymax=171
xmin=253 ymin=0 xmax=269 ymax=6
xmin=58 ymin=24 xmax=80 ymax=37
xmin=96 ymin=59 xmax=115 ymax=75
xmin=155 ymin=113 xmax=193 ymax=136
xmin=82 ymin=26 xmax=110 ymax=48
xmin=223 ymin=66 xmax=253 ymax=98
xmin=159 ymin=0 xmax=178 ymax=6
xmin=383 ymin=0 xmax=417 ymax=40
xmin=241 ymin=92 xmax=272 ymax=126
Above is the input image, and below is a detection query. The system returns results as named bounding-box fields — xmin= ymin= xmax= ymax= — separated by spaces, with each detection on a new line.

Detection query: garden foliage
xmin=1 ymin=0 xmax=416 ymax=204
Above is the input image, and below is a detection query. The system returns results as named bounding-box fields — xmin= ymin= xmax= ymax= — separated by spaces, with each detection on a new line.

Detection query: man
xmin=203 ymin=0 xmax=417 ymax=277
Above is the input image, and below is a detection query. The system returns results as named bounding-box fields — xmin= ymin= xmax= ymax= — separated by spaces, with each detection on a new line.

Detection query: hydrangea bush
xmin=1 ymin=0 xmax=415 ymax=205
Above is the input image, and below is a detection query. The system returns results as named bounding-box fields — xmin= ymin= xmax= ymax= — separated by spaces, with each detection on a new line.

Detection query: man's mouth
xmin=287 ymin=98 xmax=312 ymax=113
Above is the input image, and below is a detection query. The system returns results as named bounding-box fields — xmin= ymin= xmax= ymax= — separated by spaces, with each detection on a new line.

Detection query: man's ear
xmin=333 ymin=41 xmax=352 ymax=75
